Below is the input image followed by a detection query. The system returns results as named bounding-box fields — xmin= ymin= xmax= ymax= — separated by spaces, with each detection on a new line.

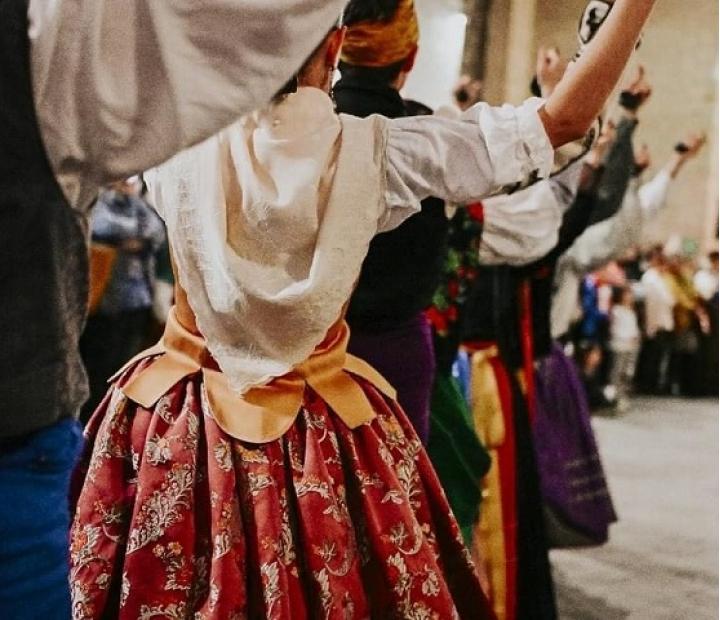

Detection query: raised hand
xmin=668 ymin=131 xmax=707 ymax=178
xmin=676 ymin=132 xmax=707 ymax=161
xmin=539 ymin=0 xmax=657 ymax=148
xmin=536 ymin=46 xmax=568 ymax=97
xmin=620 ymin=64 xmax=652 ymax=113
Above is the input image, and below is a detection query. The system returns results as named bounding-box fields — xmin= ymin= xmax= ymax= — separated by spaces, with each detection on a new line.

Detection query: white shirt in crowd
xmin=641 ymin=267 xmax=675 ymax=337
xmin=610 ymin=305 xmax=641 ymax=351
xmin=694 ymin=268 xmax=719 ymax=301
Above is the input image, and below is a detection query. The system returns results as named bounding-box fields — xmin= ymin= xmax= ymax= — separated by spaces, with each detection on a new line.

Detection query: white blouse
xmin=478 ymin=159 xmax=585 ymax=266
xmin=148 ymin=88 xmax=554 ymax=393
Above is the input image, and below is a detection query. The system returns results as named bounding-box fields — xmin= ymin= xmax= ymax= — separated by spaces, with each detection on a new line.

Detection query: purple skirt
xmin=534 ymin=344 xmax=617 ymax=545
xmin=348 ymin=312 xmax=435 ymax=445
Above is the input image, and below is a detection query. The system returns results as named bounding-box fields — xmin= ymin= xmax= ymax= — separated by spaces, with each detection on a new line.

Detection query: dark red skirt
xmin=70 ymin=358 xmax=492 ymax=619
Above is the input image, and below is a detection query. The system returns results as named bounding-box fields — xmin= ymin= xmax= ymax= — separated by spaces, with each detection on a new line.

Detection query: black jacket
xmin=334 ymin=75 xmax=448 ymax=331
xmin=0 ymin=0 xmax=90 ymax=439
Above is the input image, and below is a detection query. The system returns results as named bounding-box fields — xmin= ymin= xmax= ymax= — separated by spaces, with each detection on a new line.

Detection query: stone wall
xmin=405 ymin=0 xmax=718 ymax=249
xmin=528 ymin=0 xmax=718 ymax=249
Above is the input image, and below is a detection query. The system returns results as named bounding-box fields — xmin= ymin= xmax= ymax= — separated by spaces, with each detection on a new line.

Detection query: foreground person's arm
xmin=28 ymin=0 xmax=347 ymax=210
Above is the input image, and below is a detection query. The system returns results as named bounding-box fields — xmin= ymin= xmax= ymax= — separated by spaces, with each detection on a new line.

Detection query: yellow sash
xmin=112 ymin=308 xmax=396 ymax=444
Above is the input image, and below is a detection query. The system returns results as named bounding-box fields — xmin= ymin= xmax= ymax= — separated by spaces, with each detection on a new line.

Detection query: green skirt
xmin=428 ymin=372 xmax=491 ymax=546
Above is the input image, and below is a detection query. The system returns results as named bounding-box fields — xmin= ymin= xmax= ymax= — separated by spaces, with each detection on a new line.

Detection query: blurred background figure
xmin=664 ymin=252 xmax=707 ymax=397
xmin=435 ymin=75 xmax=483 ymax=118
xmin=694 ymin=251 xmax=719 ymax=396
xmin=635 ymin=246 xmax=674 ymax=395
xmin=452 ymin=75 xmax=484 ymax=111
xmin=609 ymin=285 xmax=641 ymax=411
xmin=79 ymin=178 xmax=166 ymax=422
xmin=694 ymin=250 xmax=719 ymax=303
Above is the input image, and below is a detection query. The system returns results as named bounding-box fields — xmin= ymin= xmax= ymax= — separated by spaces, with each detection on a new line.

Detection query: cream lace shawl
xmin=147 ymin=88 xmax=387 ymax=393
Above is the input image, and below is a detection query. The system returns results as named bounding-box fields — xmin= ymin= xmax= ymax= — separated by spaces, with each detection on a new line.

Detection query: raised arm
xmin=663 ymin=133 xmax=707 ymax=180
xmin=539 ymin=0 xmax=657 ymax=147
xmin=383 ymin=0 xmax=655 ymax=213
xmin=556 ymin=131 xmax=705 ymax=278
xmin=384 ymin=98 xmax=555 ymax=209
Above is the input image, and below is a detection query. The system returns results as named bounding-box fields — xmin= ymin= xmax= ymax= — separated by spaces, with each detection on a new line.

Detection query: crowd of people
xmin=1 ymin=0 xmax=713 ymax=619
xmin=570 ymin=244 xmax=718 ymax=411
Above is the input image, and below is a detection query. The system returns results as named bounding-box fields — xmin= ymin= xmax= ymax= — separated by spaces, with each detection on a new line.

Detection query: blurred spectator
xmin=151 ymin=239 xmax=175 ymax=327
xmin=666 ymin=255 xmax=705 ymax=396
xmin=579 ymin=275 xmax=606 ymax=343
xmin=452 ymin=75 xmax=483 ymax=111
xmin=618 ymin=246 xmax=644 ymax=282
xmin=79 ymin=179 xmax=166 ymax=422
xmin=694 ymin=251 xmax=719 ymax=302
xmin=636 ymin=246 xmax=675 ymax=394
xmin=697 ymin=252 xmax=720 ymax=396
xmin=609 ymin=286 xmax=641 ymax=411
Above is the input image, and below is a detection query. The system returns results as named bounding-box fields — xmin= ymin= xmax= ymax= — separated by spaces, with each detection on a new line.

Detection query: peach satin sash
xmin=111 ymin=308 xmax=396 ymax=444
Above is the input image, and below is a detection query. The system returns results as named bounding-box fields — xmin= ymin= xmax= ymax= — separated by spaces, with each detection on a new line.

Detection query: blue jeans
xmin=0 ymin=419 xmax=83 ymax=619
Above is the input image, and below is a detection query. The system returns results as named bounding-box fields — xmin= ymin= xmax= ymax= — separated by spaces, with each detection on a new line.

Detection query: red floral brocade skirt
xmin=70 ymin=357 xmax=493 ymax=619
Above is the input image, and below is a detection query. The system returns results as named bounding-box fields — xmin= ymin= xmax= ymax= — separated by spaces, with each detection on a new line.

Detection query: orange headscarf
xmin=341 ymin=0 xmax=419 ymax=68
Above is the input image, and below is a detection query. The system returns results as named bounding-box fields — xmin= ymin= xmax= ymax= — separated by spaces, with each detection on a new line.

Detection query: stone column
xmin=461 ymin=0 xmax=492 ymax=80
xmin=503 ymin=0 xmax=537 ymax=104
xmin=702 ymin=99 xmax=719 ymax=252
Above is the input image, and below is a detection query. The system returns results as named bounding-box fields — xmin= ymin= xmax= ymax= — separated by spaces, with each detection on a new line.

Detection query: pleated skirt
xmin=70 ymin=357 xmax=492 ymax=620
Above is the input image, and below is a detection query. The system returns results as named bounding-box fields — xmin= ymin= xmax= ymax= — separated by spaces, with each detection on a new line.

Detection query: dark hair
xmin=273 ymin=75 xmax=299 ymax=100
xmin=139 ymin=174 xmax=149 ymax=197
xmin=530 ymin=76 xmax=542 ymax=97
xmin=338 ymin=59 xmax=406 ymax=84
xmin=454 ymin=87 xmax=470 ymax=105
xmin=647 ymin=245 xmax=665 ymax=263
xmin=343 ymin=0 xmax=401 ymax=26
xmin=709 ymin=251 xmax=719 ymax=263
xmin=611 ymin=285 xmax=631 ymax=305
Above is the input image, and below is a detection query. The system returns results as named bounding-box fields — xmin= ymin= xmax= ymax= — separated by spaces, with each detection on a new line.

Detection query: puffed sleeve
xmin=478 ymin=182 xmax=562 ymax=267
xmin=29 ymin=0 xmax=347 ymax=210
xmin=383 ymin=98 xmax=553 ymax=223
xmin=478 ymin=158 xmax=586 ymax=266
